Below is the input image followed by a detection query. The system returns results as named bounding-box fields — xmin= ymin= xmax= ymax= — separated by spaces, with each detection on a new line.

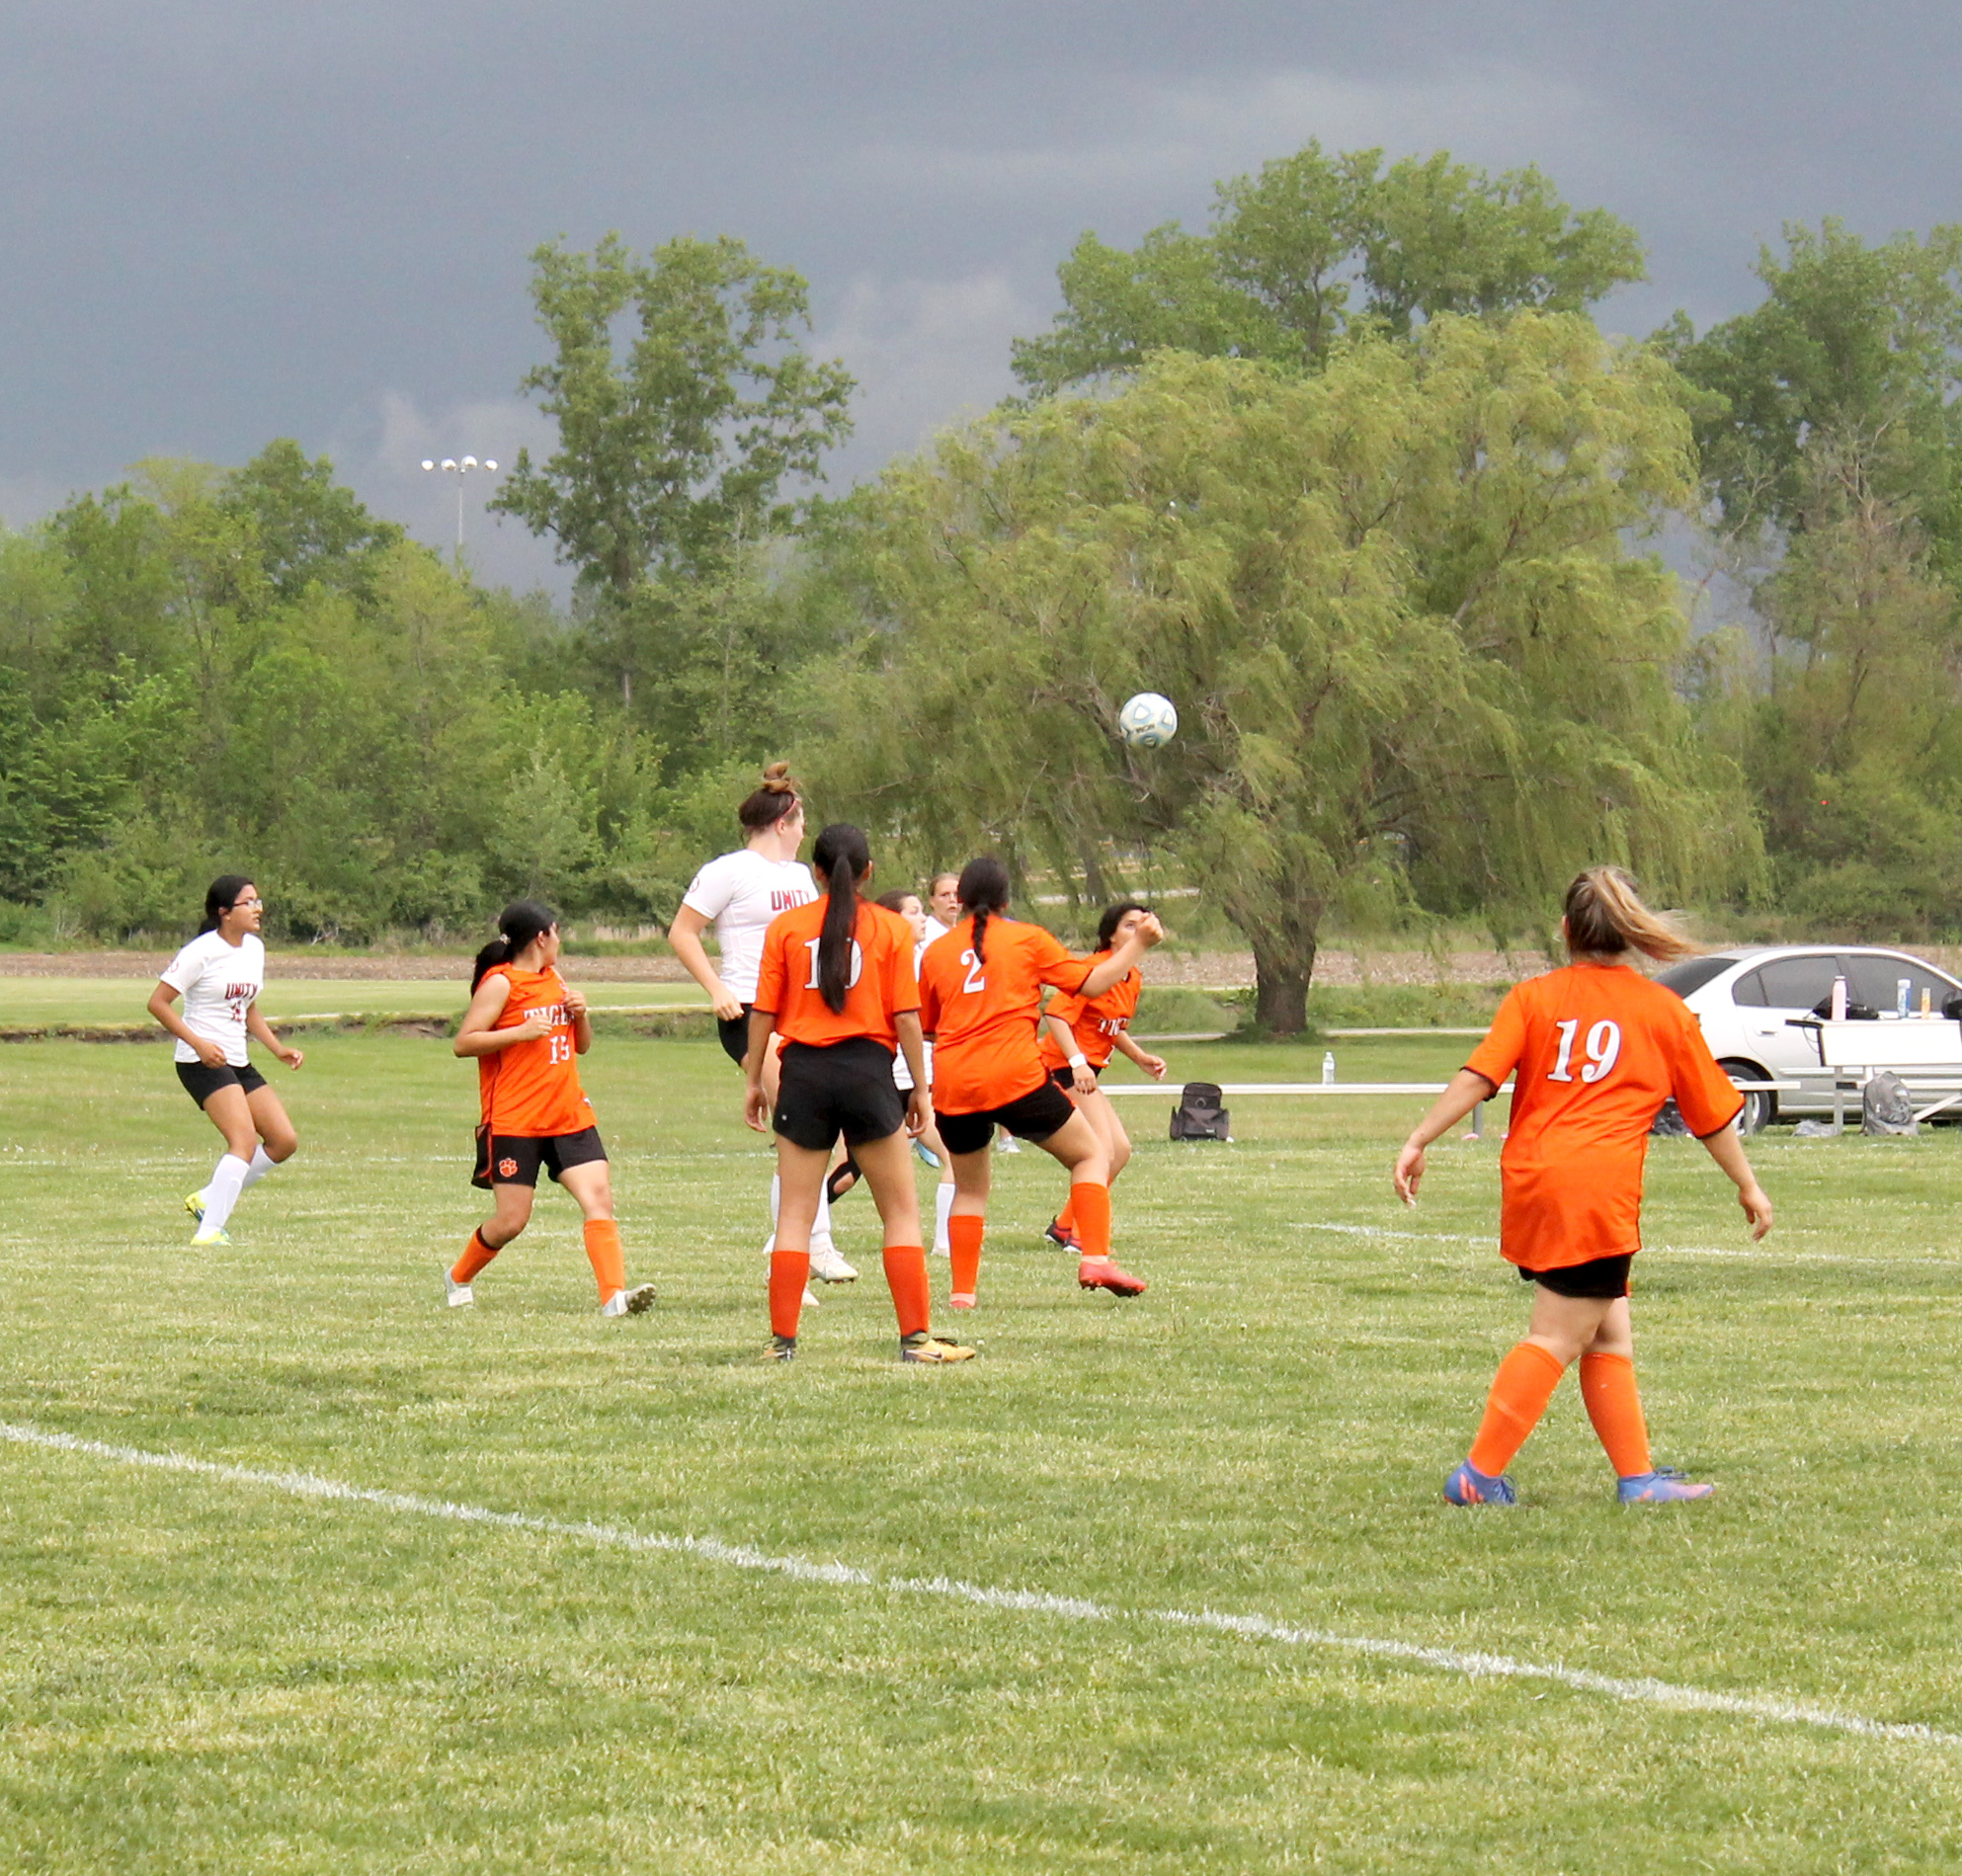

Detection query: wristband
xmin=1068 ymin=1053 xmax=1089 ymax=1070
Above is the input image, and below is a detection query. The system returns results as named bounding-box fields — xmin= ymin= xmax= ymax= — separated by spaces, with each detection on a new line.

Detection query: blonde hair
xmin=1562 ymin=866 xmax=1696 ymax=963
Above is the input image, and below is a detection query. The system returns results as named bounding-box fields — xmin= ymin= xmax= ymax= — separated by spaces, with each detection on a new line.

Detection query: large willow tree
xmin=811 ymin=314 xmax=1760 ymax=1030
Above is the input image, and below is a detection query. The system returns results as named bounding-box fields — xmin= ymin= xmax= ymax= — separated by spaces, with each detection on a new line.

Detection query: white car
xmin=1657 ymin=944 xmax=1962 ymax=1131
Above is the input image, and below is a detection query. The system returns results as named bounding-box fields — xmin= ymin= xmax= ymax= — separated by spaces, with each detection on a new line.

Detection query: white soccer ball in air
xmin=1118 ymin=692 xmax=1179 ymax=749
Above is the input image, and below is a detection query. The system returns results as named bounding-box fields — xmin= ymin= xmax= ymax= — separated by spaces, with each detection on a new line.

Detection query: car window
xmin=1656 ymin=957 xmax=1735 ymax=1000
xmin=1752 ymin=954 xmax=1843 ymax=1010
xmin=1845 ymin=955 xmax=1958 ymax=1015
xmin=1731 ymin=969 xmax=1767 ymax=1008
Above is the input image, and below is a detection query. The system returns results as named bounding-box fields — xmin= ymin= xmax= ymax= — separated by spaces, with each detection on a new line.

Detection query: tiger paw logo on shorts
xmin=498 ymin=1157 xmax=519 ymax=1179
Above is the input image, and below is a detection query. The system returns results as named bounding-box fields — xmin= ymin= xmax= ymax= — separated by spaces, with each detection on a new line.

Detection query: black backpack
xmin=1170 ymin=1081 xmax=1231 ymax=1142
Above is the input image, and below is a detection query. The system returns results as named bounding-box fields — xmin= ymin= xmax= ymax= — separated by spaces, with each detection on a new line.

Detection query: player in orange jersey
xmin=745 ymin=824 xmax=973 ymax=1364
xmin=446 ymin=900 xmax=655 ymax=1318
xmin=1036 ymin=901 xmax=1168 ymax=1251
xmin=919 ymin=856 xmax=1164 ymax=1309
xmin=1394 ymin=867 xmax=1773 ymax=1507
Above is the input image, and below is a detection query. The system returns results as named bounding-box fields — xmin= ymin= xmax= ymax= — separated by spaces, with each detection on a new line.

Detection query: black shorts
xmin=1050 ymin=1063 xmax=1103 ymax=1091
xmin=176 ymin=1060 xmax=268 ymax=1108
xmin=477 ymin=1126 xmax=609 ymax=1188
xmin=774 ymin=1038 xmax=906 ymax=1152
xmin=937 ymin=1078 xmax=1078 ymax=1156
xmin=1519 ymin=1253 xmax=1633 ymax=1299
xmin=717 ymin=1006 xmax=755 ymax=1067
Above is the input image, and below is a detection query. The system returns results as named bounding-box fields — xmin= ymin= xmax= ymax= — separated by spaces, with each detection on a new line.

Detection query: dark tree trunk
xmin=1253 ymin=949 xmax=1313 ymax=1033
xmin=1078 ymin=840 xmax=1108 ymax=908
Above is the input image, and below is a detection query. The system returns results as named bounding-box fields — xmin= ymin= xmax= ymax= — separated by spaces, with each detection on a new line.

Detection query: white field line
xmin=1 ymin=1419 xmax=1953 ymax=1750
xmin=1290 ymin=1221 xmax=1952 ymax=1267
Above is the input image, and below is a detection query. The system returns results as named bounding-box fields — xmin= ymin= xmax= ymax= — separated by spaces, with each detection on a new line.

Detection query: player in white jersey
xmin=145 ymin=874 xmax=303 ymax=1247
xmin=668 ymin=764 xmax=852 ymax=1284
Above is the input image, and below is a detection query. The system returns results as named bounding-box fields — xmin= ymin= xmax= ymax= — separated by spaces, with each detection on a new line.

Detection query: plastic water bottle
xmin=1897 ymin=978 xmax=1911 ymax=1018
xmin=1831 ymin=975 xmax=1848 ymax=1020
xmin=1321 ymin=1050 xmax=1336 ymax=1086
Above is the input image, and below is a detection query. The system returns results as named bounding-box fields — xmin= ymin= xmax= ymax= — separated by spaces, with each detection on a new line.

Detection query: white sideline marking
xmin=1 ymin=1420 xmax=1954 ymax=1749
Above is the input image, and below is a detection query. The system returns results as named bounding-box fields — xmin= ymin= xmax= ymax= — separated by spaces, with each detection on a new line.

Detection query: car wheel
xmin=1718 ymin=1059 xmax=1773 ymax=1135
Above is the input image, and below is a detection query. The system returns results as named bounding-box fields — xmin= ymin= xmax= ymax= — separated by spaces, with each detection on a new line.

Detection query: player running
xmin=744 ymin=824 xmax=973 ymax=1364
xmin=668 ymin=763 xmax=854 ymax=1289
xmin=920 ymin=856 xmax=1163 ymax=1310
xmin=148 ymin=874 xmax=302 ymax=1248
xmin=447 ymin=900 xmax=655 ymax=1318
xmin=1394 ymin=866 xmax=1773 ymax=1507
xmin=1036 ymin=902 xmax=1168 ymax=1251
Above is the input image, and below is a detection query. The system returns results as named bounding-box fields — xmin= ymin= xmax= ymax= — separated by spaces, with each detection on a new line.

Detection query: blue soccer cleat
xmin=1443 ymin=1460 xmax=1516 ymax=1507
xmin=912 ymin=1138 xmax=941 ymax=1169
xmin=1618 ymin=1467 xmax=1714 ymax=1504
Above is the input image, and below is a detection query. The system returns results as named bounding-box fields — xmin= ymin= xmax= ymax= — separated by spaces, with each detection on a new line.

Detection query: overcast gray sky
xmin=5 ymin=3 xmax=1958 ymax=591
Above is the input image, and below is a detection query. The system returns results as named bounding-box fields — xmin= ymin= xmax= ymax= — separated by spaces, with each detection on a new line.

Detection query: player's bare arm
xmin=453 ymin=974 xmax=551 ymax=1057
xmin=668 ymin=904 xmax=743 ymax=1020
xmin=741 ymin=1007 xmax=777 ymax=1131
xmin=245 ymin=1002 xmax=303 ymax=1070
xmin=1080 ymin=914 xmax=1163 ymax=999
xmin=147 ymin=981 xmax=227 ymax=1068
xmin=1395 ymin=1068 xmax=1498 ymax=1204
xmin=1113 ymin=1031 xmax=1167 ymax=1079
xmin=1698 ymin=1120 xmax=1773 ymax=1240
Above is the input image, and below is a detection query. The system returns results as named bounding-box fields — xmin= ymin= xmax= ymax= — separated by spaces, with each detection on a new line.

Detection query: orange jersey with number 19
xmin=477 ymin=965 xmax=594 ymax=1136
xmin=919 ymin=915 xmax=1096 ymax=1111
xmin=1464 ymin=961 xmax=1743 ymax=1271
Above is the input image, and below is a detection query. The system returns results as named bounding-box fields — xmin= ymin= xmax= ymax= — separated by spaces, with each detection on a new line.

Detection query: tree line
xmin=3 ymin=142 xmax=1959 ymax=1027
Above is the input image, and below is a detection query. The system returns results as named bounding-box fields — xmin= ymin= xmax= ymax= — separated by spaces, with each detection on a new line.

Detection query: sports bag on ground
xmin=1170 ymin=1081 xmax=1231 ymax=1142
xmin=1862 ymin=1070 xmax=1919 ymax=1137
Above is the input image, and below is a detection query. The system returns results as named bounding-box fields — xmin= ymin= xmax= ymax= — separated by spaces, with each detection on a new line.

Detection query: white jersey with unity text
xmin=161 ymin=932 xmax=266 ymax=1066
xmin=680 ymin=851 xmax=818 ymax=1003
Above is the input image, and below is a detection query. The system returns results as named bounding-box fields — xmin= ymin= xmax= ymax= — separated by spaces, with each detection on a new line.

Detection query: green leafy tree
xmin=492 ymin=233 xmax=855 ymax=717
xmin=220 ymin=439 xmax=405 ymax=601
xmin=816 ymin=319 xmax=1755 ymax=1030
xmin=1012 ymin=142 xmax=1645 ymax=396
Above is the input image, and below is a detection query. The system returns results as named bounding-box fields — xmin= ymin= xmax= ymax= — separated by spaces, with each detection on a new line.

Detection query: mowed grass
xmin=1 ymin=1026 xmax=1960 ymax=1872
xmin=0 ymin=977 xmax=708 ymax=1025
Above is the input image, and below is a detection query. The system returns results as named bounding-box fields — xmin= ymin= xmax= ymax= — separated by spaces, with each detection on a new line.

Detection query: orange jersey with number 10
xmin=753 ymin=897 xmax=919 ymax=1050
xmin=1464 ymin=961 xmax=1743 ymax=1271
xmin=919 ymin=915 xmax=1096 ymax=1111
xmin=477 ymin=965 xmax=594 ymax=1136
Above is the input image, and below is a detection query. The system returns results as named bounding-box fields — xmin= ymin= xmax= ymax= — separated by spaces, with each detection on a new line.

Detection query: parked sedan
xmin=1656 ymin=944 xmax=1962 ymax=1130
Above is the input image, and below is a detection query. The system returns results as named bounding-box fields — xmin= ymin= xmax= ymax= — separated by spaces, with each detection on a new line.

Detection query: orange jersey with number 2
xmin=1464 ymin=961 xmax=1743 ymax=1271
xmin=919 ymin=916 xmax=1095 ymax=1111
xmin=477 ymin=965 xmax=594 ymax=1136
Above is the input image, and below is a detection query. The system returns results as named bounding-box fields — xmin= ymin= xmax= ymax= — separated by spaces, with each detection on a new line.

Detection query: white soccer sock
xmin=240 ymin=1146 xmax=279 ymax=1192
xmin=764 ymin=1173 xmax=780 ymax=1256
xmin=199 ymin=1152 xmax=252 ymax=1235
xmin=934 ymin=1181 xmax=954 ymax=1254
xmin=813 ymin=1182 xmax=836 ymax=1254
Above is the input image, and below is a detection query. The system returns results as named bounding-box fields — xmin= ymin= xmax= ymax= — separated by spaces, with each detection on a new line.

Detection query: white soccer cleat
xmin=931 ymin=1241 xmax=950 ymax=1259
xmin=808 ymin=1242 xmax=858 ymax=1284
xmin=445 ymin=1270 xmax=474 ymax=1309
xmin=803 ymin=1283 xmax=820 ymax=1308
xmin=192 ymin=1226 xmax=231 ymax=1248
xmin=995 ymin=1134 xmax=1022 ymax=1154
xmin=600 ymin=1283 xmax=657 ymax=1317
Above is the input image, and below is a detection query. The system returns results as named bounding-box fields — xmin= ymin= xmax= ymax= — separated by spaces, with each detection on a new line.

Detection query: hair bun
xmin=760 ymin=762 xmax=797 ymax=795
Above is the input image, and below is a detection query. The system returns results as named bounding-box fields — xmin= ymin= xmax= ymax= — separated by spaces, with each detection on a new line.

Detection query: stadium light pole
xmin=420 ymin=454 xmax=500 ymax=571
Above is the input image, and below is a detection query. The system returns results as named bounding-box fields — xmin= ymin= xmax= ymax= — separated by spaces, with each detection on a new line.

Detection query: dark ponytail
xmin=472 ymin=899 xmax=558 ymax=991
xmin=198 ymin=874 xmax=256 ymax=936
xmin=957 ymin=856 xmax=1011 ymax=965
xmin=812 ymin=824 xmax=871 ymax=1014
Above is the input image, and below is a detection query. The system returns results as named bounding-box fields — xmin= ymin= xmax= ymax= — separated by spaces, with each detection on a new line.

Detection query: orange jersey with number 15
xmin=477 ymin=965 xmax=594 ymax=1136
xmin=919 ymin=915 xmax=1096 ymax=1111
xmin=1464 ymin=961 xmax=1743 ymax=1272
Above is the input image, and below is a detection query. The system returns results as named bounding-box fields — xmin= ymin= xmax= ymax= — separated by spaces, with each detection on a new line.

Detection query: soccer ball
xmin=1118 ymin=693 xmax=1179 ymax=749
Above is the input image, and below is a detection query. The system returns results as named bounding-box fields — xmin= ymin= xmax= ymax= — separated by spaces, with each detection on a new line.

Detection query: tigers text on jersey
xmin=160 ymin=931 xmax=266 ymax=1066
xmin=476 ymin=965 xmax=595 ymax=1136
xmin=753 ymin=897 xmax=919 ymax=1051
xmin=919 ymin=915 xmax=1096 ymax=1112
xmin=1465 ymin=961 xmax=1745 ymax=1272
xmin=679 ymin=850 xmax=819 ymax=1003
xmin=1038 ymin=965 xmax=1142 ymax=1072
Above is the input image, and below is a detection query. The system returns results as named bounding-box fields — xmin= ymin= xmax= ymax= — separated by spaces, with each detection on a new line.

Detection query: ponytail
xmin=472 ymin=899 xmax=559 ymax=991
xmin=1562 ymin=866 xmax=1695 ymax=964
xmin=956 ymin=856 xmax=1011 ymax=966
xmin=812 ymin=823 xmax=871 ymax=1014
xmin=198 ymin=874 xmax=255 ymax=936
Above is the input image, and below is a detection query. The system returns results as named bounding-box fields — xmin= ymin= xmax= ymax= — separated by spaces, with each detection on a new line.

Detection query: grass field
xmin=2 ymin=1021 xmax=1960 ymax=1872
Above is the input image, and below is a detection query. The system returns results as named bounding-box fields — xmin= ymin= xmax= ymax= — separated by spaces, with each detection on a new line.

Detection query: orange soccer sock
xmin=1466 ymin=1341 xmax=1568 ymax=1477
xmin=882 ymin=1245 xmax=931 ymax=1341
xmin=451 ymin=1229 xmax=501 ymax=1285
xmin=1070 ymin=1180 xmax=1112 ymax=1262
xmin=1053 ymin=1196 xmax=1077 ymax=1238
xmin=582 ymin=1218 xmax=626 ymax=1301
xmin=947 ymin=1213 xmax=985 ymax=1299
xmin=1579 ymin=1351 xmax=1653 ymax=1478
xmin=769 ymin=1251 xmax=811 ymax=1340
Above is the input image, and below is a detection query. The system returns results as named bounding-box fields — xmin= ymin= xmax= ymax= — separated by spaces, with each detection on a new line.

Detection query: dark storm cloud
xmin=5 ymin=3 xmax=1960 ymax=585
